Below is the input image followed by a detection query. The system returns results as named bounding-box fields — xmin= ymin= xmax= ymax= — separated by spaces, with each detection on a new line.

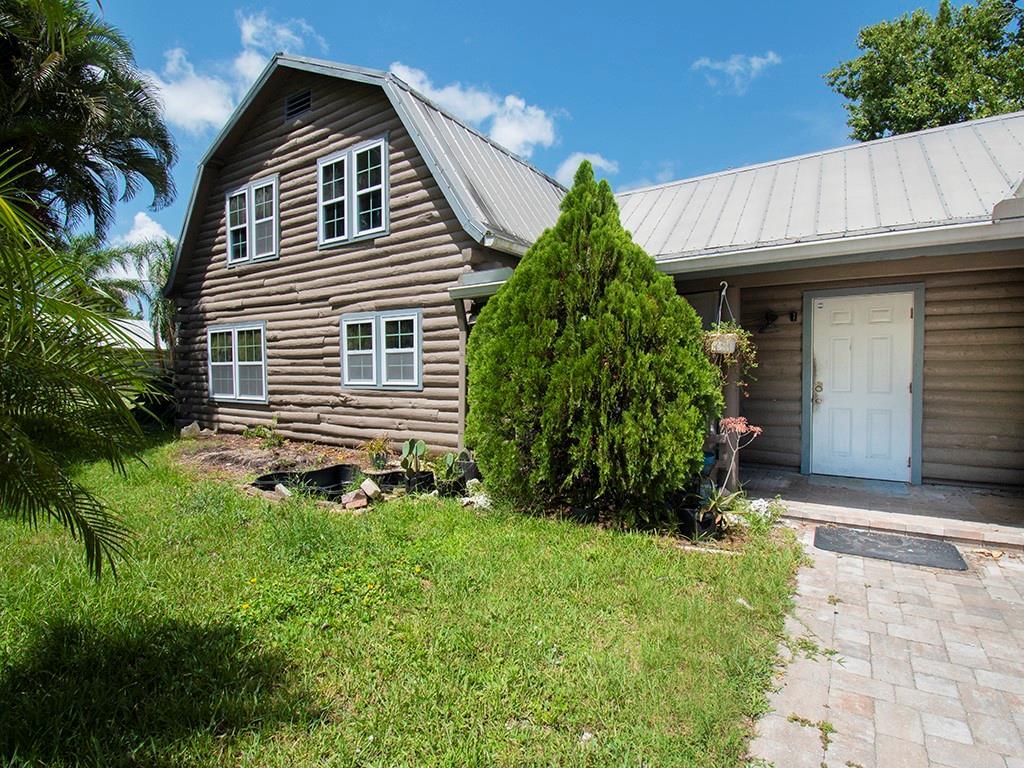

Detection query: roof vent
xmin=284 ymin=89 xmax=312 ymax=120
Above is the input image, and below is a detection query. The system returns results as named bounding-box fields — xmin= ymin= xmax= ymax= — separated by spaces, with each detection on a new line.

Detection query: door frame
xmin=800 ymin=283 xmax=925 ymax=484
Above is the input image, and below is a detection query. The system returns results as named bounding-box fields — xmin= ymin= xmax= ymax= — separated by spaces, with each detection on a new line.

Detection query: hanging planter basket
xmin=706 ymin=331 xmax=739 ymax=355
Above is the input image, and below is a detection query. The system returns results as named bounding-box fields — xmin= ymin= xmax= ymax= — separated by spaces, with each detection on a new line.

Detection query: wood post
xmin=722 ymin=286 xmax=741 ymax=491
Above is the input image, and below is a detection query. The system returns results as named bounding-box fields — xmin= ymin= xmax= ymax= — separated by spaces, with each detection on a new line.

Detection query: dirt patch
xmin=175 ymin=433 xmax=366 ymax=484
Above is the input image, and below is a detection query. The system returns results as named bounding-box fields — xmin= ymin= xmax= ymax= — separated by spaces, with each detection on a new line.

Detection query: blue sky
xmin=101 ymin=0 xmax=944 ymax=246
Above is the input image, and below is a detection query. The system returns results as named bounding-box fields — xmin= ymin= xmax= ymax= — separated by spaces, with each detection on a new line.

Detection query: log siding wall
xmin=174 ymin=73 xmax=507 ymax=449
xmin=703 ymin=257 xmax=1024 ymax=487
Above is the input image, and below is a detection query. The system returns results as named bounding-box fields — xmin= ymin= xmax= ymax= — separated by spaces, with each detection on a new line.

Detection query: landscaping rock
xmin=180 ymin=421 xmax=201 ymax=439
xmin=466 ymin=478 xmax=484 ymax=494
xmin=360 ymin=478 xmax=381 ymax=499
xmin=274 ymin=483 xmax=292 ymax=498
xmin=344 ymin=493 xmax=368 ymax=510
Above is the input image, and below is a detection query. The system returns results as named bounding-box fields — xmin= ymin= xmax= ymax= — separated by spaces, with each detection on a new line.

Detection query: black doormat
xmin=813 ymin=526 xmax=967 ymax=571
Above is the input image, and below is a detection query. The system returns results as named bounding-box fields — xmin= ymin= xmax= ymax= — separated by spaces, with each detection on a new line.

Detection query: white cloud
xmin=555 ymin=152 xmax=619 ymax=187
xmin=146 ymin=11 xmax=327 ymax=134
xmin=146 ymin=48 xmax=236 ymax=134
xmin=691 ymin=51 xmax=781 ymax=94
xmin=111 ymin=212 xmax=172 ymax=247
xmin=389 ymin=62 xmax=556 ymax=157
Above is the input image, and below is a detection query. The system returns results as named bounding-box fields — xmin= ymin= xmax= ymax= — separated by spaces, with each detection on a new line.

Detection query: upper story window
xmin=225 ymin=176 xmax=278 ymax=265
xmin=317 ymin=137 xmax=388 ymax=247
xmin=340 ymin=309 xmax=421 ymax=390
xmin=207 ymin=322 xmax=267 ymax=402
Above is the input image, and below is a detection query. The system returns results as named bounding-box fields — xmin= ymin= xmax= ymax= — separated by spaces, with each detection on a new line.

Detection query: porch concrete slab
xmin=744 ymin=468 xmax=1024 ymax=551
xmin=747 ymin=523 xmax=1024 ymax=768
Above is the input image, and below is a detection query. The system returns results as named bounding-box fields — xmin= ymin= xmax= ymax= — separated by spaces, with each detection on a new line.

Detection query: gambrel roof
xmin=166 ymin=54 xmax=566 ymax=295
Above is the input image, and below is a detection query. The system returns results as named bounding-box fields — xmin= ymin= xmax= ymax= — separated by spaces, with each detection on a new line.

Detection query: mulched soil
xmin=174 ymin=433 xmax=369 ymax=484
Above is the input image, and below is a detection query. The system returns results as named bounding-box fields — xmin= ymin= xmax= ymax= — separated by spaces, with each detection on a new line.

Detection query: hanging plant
xmin=703 ymin=320 xmax=758 ymax=395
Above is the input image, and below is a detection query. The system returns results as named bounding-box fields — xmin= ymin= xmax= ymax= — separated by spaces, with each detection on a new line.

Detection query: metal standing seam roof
xmin=616 ymin=111 xmax=1024 ymax=262
xmin=385 ymin=76 xmax=566 ymax=252
xmin=167 ymin=54 xmax=1024 ymax=296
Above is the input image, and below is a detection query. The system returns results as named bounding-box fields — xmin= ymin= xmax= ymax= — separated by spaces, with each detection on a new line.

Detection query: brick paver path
xmin=749 ymin=524 xmax=1024 ymax=768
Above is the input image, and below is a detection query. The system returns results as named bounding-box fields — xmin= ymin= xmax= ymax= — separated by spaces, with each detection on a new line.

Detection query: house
xmin=166 ymin=54 xmax=1024 ymax=489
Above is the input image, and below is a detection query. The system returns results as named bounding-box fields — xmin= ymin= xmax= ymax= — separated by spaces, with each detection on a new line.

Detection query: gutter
xmin=655 ymin=218 xmax=1024 ymax=279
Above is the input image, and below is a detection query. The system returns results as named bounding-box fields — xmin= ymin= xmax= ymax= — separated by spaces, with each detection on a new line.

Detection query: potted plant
xmin=401 ymin=439 xmax=434 ymax=493
xmin=703 ymin=320 xmax=758 ymax=396
xmin=362 ymin=433 xmax=392 ymax=470
xmin=432 ymin=452 xmax=465 ymax=497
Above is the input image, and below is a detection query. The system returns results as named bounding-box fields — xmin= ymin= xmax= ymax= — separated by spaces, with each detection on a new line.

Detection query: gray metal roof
xmin=386 ymin=74 xmax=566 ymax=252
xmin=616 ymin=111 xmax=1024 ymax=262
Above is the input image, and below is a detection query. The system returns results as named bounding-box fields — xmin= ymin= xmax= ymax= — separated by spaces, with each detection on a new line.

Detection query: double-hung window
xmin=207 ymin=323 xmax=267 ymax=401
xmin=340 ymin=310 xmax=420 ymax=389
xmin=317 ymin=137 xmax=388 ymax=246
xmin=224 ymin=176 xmax=278 ymax=264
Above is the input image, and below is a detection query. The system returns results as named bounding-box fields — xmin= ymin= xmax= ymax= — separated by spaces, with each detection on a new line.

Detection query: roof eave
xmin=655 ymin=218 xmax=1024 ymax=280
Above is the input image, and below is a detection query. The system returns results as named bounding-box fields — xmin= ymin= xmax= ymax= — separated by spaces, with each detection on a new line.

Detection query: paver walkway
xmin=748 ymin=523 xmax=1024 ymax=768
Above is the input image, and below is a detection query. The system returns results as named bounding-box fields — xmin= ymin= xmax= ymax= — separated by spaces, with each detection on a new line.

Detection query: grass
xmin=0 ymin=440 xmax=801 ymax=767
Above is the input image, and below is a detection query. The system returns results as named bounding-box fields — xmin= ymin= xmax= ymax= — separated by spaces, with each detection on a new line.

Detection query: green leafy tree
xmin=827 ymin=0 xmax=1024 ymax=140
xmin=465 ymin=162 xmax=722 ymax=525
xmin=0 ymin=0 xmax=176 ymax=236
xmin=0 ymin=153 xmax=149 ymax=577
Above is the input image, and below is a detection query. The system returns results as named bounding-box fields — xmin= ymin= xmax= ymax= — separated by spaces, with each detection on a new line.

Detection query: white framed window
xmin=354 ymin=141 xmax=385 ymax=237
xmin=207 ymin=322 xmax=267 ymax=402
xmin=317 ymin=153 xmax=347 ymax=245
xmin=224 ymin=176 xmax=278 ymax=265
xmin=382 ymin=314 xmax=418 ymax=386
xmin=341 ymin=317 xmax=375 ymax=385
xmin=226 ymin=191 xmax=247 ymax=264
xmin=317 ymin=137 xmax=389 ymax=246
xmin=338 ymin=310 xmax=420 ymax=389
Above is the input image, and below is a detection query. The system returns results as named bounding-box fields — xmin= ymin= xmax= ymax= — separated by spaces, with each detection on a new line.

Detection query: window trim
xmin=381 ymin=312 xmax=420 ymax=387
xmin=338 ymin=309 xmax=422 ymax=391
xmin=341 ymin=315 xmax=377 ymax=387
xmin=206 ymin=321 xmax=268 ymax=403
xmin=353 ymin=139 xmax=387 ymax=238
xmin=224 ymin=175 xmax=279 ymax=266
xmin=317 ymin=151 xmax=348 ymax=246
xmin=317 ymin=135 xmax=390 ymax=248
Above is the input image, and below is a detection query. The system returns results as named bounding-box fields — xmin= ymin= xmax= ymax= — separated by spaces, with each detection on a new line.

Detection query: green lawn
xmin=0 ymin=441 xmax=800 ymax=767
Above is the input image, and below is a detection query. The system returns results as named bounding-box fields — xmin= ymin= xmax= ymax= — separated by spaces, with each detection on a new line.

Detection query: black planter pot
xmin=435 ymin=477 xmax=467 ymax=497
xmin=405 ymin=471 xmax=435 ymax=494
xmin=678 ymin=508 xmax=719 ymax=539
xmin=458 ymin=458 xmax=482 ymax=484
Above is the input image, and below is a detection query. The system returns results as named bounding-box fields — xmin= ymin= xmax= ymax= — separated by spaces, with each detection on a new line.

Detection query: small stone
xmin=179 ymin=421 xmax=201 ymax=439
xmin=360 ymin=478 xmax=381 ymax=499
xmin=466 ymin=478 xmax=484 ymax=494
xmin=274 ymin=483 xmax=292 ymax=498
xmin=344 ymin=495 xmax=369 ymax=510
xmin=580 ymin=730 xmax=595 ymax=745
xmin=341 ymin=489 xmax=367 ymax=506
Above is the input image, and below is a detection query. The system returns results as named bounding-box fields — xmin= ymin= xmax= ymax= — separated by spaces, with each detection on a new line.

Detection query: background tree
xmin=0 ymin=0 xmax=176 ymax=236
xmin=466 ymin=162 xmax=722 ymax=526
xmin=58 ymin=233 xmax=144 ymax=315
xmin=827 ymin=0 xmax=1024 ymax=140
xmin=127 ymin=235 xmax=176 ymax=365
xmin=0 ymin=153 xmax=146 ymax=577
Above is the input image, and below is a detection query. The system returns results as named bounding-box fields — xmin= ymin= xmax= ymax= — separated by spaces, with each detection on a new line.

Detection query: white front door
xmin=810 ymin=291 xmax=914 ymax=482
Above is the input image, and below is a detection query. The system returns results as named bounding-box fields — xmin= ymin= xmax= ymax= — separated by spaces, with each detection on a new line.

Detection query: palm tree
xmin=0 ymin=0 xmax=177 ymax=237
xmin=126 ymin=235 xmax=176 ymax=365
xmin=0 ymin=152 xmax=148 ymax=577
xmin=59 ymin=232 xmax=145 ymax=315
